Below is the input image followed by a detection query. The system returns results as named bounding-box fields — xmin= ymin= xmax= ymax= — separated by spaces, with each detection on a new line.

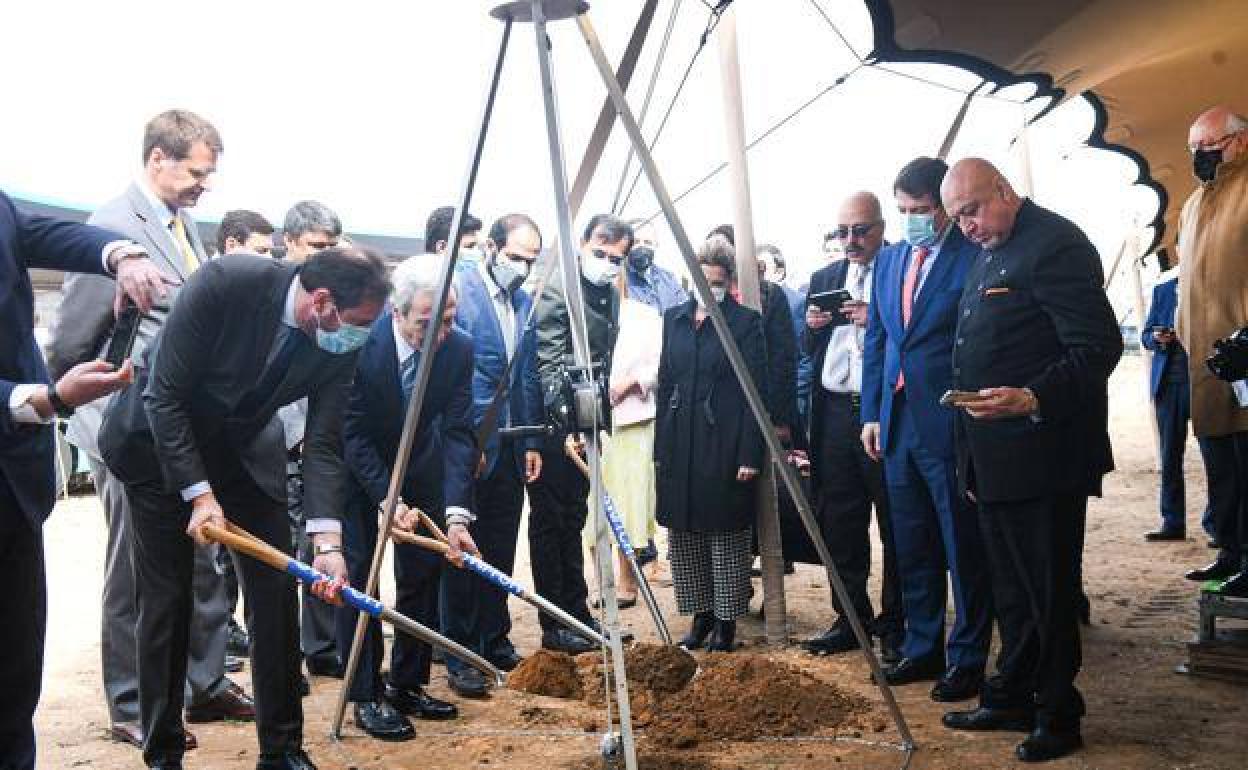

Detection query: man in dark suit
xmin=939 ymin=159 xmax=1121 ymax=763
xmin=46 ymin=109 xmax=251 ymax=749
xmin=800 ymin=192 xmax=904 ymax=663
xmin=337 ymin=256 xmax=478 ymax=741
xmin=861 ymin=158 xmax=992 ymax=702
xmin=441 ymin=214 xmax=544 ymax=694
xmin=1 ymin=188 xmax=170 ymax=770
xmin=100 ymin=248 xmax=391 ymax=770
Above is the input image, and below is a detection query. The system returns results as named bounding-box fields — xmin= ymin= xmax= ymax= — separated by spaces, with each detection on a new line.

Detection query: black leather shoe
xmin=679 ymin=612 xmax=715 ymax=650
xmin=879 ymin=654 xmax=945 ymax=685
xmin=1220 ymin=569 xmax=1248 ymax=598
xmin=488 ymin=648 xmax=524 ymax=672
xmin=448 ymin=666 xmax=489 ymax=698
xmin=1145 ymin=527 xmax=1185 ymax=541
xmin=542 ymin=629 xmax=596 ymax=655
xmin=353 ymin=701 xmax=414 ymax=742
xmin=185 ymin=682 xmax=255 ymax=722
xmin=1186 ymin=557 xmax=1241 ymax=582
xmin=942 ymin=706 xmax=1035 ymax=732
xmin=878 ymin=633 xmax=903 ymax=665
xmin=306 ymin=654 xmax=344 ymax=678
xmin=256 ymin=749 xmax=318 ymax=770
xmin=706 ymin=619 xmax=736 ymax=652
xmin=801 ymin=624 xmax=860 ymax=656
xmin=385 ymin=684 xmax=458 ymax=721
xmin=930 ymin=666 xmax=984 ymax=702
xmin=1016 ymin=726 xmax=1083 ymax=762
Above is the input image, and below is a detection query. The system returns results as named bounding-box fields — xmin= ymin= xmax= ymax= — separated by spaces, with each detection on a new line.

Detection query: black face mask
xmin=628 ymin=246 xmax=654 ymax=273
xmin=1193 ymin=148 xmax=1224 ymax=183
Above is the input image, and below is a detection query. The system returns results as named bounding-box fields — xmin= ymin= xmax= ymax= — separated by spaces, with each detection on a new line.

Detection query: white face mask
xmin=582 ymin=256 xmax=620 ymax=286
xmin=694 ymin=285 xmax=727 ymax=308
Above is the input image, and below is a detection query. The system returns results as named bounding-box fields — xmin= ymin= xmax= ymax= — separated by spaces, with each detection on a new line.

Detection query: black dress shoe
xmin=679 ymin=611 xmax=715 ymax=650
xmin=185 ymin=682 xmax=255 ymax=723
xmin=256 ymin=749 xmax=318 ymax=770
xmin=1016 ymin=726 xmax=1083 ymax=762
xmin=448 ymin=666 xmax=489 ymax=698
xmin=488 ymin=648 xmax=524 ymax=672
xmin=1186 ymin=557 xmax=1241 ymax=582
xmin=942 ymin=706 xmax=1035 ymax=732
xmin=878 ymin=633 xmax=903 ymax=665
xmin=306 ymin=654 xmax=344 ymax=678
xmin=801 ymin=624 xmax=860 ymax=656
xmin=930 ymin=666 xmax=984 ymax=702
xmin=353 ymin=701 xmax=415 ymax=742
xmin=1220 ymin=569 xmax=1248 ymax=598
xmin=1145 ymin=527 xmax=1186 ymax=541
xmin=385 ymin=684 xmax=458 ymax=720
xmin=706 ymin=619 xmax=736 ymax=652
xmin=879 ymin=654 xmax=945 ymax=685
xmin=542 ymin=629 xmax=595 ymax=655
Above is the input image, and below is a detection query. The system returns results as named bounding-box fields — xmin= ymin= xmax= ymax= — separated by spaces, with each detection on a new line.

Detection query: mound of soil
xmin=647 ymin=653 xmax=871 ymax=748
xmin=624 ymin=643 xmax=697 ymax=694
xmin=509 ymin=649 xmax=582 ymax=699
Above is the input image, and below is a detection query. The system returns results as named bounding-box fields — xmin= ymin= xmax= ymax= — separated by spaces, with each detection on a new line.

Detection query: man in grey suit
xmin=46 ymin=110 xmax=253 ymax=751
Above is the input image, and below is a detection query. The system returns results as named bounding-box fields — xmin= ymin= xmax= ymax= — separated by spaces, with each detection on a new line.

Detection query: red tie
xmin=895 ymin=246 xmax=930 ymax=392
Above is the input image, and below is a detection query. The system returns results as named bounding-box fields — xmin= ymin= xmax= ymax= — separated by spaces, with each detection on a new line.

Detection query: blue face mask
xmin=315 ymin=307 xmax=371 ymax=354
xmin=904 ymin=212 xmax=938 ymax=247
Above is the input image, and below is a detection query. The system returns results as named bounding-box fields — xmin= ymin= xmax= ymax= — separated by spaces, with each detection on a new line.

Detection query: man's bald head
xmin=942 ymin=158 xmax=1023 ymax=250
xmin=1188 ymin=105 xmax=1248 ymax=172
xmin=833 ymin=191 xmax=885 ymax=264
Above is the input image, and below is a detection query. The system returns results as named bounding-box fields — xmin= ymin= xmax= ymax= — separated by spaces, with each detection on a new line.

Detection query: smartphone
xmin=105 ymin=300 xmax=142 ymax=369
xmin=939 ymin=389 xmax=992 ymax=407
xmin=809 ymin=288 xmax=854 ymax=314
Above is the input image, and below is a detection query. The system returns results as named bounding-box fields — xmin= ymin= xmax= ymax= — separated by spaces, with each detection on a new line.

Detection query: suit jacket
xmin=761 ymin=280 xmax=798 ymax=430
xmin=1140 ymin=277 xmax=1187 ymax=399
xmin=800 ymin=258 xmax=851 ymax=485
xmin=342 ymin=312 xmax=475 ymax=518
xmin=0 ymin=190 xmax=119 ymax=528
xmin=47 ymin=182 xmax=207 ymax=458
xmin=951 ymin=199 xmax=1123 ymax=502
xmin=99 ymin=255 xmax=355 ymax=522
xmin=452 ymin=263 xmax=542 ymax=479
xmin=861 ymin=228 xmax=977 ymax=459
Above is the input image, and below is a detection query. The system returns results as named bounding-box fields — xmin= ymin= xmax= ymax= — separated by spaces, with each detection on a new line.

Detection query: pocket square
xmin=984 ymin=287 xmax=1011 ymax=296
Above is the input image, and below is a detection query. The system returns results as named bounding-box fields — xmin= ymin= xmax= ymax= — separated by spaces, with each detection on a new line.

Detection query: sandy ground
xmin=34 ymin=354 xmax=1247 ymax=769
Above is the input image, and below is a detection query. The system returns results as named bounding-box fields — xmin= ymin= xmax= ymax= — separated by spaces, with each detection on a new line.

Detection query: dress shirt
xmin=820 ymin=260 xmax=874 ymax=394
xmin=477 ymin=260 xmax=517 ymax=360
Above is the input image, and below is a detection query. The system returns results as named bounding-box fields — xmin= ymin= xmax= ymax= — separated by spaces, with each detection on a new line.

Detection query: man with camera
xmin=1177 ymin=105 xmax=1248 ymax=596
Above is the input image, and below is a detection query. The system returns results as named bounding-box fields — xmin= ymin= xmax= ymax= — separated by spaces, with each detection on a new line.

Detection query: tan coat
xmin=1177 ymin=155 xmax=1248 ymax=437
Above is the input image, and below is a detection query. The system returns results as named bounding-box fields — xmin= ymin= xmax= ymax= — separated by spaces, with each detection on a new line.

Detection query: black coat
xmin=654 ymin=296 xmax=767 ymax=533
xmin=952 ymin=199 xmax=1122 ymax=502
xmin=761 ymin=280 xmax=798 ymax=431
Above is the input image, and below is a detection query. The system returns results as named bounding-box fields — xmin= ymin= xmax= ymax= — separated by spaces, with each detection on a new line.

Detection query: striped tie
xmin=170 ymin=216 xmax=200 ymax=272
xmin=895 ymin=246 xmax=930 ymax=392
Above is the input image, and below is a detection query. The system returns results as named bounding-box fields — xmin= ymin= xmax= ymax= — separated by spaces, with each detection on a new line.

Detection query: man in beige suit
xmin=1176 ymin=105 xmax=1248 ymax=596
xmin=46 ymin=109 xmax=254 ymax=752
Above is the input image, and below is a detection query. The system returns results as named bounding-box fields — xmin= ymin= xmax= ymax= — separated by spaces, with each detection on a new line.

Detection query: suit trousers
xmin=1198 ymin=432 xmax=1247 ymax=561
xmin=527 ymin=437 xmax=593 ymax=634
xmin=883 ymin=393 xmax=991 ymax=668
xmin=87 ymin=455 xmax=230 ymax=724
xmin=977 ymin=494 xmax=1086 ymax=729
xmin=0 ymin=498 xmax=43 ymax=770
xmin=338 ymin=503 xmax=444 ymax=700
xmin=443 ymin=443 xmax=525 ymax=670
xmin=286 ymin=466 xmax=339 ymax=662
xmin=125 ymin=475 xmax=302 ymax=766
xmin=814 ymin=392 xmax=903 ymax=636
xmin=1154 ymin=379 xmax=1190 ymax=532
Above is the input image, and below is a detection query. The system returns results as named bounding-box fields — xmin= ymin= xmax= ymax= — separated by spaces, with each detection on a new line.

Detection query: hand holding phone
xmin=939 ymin=389 xmax=993 ymax=408
xmin=104 ymin=300 xmax=142 ymax=369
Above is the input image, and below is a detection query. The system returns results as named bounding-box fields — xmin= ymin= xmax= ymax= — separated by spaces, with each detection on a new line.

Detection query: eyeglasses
xmin=827 ymin=222 xmax=881 ymax=240
xmin=1189 ymin=130 xmax=1244 ymax=154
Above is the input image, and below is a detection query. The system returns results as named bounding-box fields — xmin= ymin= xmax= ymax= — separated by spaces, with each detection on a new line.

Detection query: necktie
xmin=401 ymin=351 xmax=419 ymax=408
xmin=170 ymin=216 xmax=200 ymax=273
xmin=895 ymin=246 xmax=930 ymax=392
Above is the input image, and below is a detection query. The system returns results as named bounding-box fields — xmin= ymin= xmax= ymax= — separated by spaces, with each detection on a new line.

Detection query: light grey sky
xmin=1 ymin=0 xmax=1160 ymax=314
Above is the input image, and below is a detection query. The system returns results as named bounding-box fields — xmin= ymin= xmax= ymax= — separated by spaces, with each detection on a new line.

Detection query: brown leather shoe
xmin=109 ymin=721 xmax=198 ymax=750
xmin=185 ymin=682 xmax=256 ymax=723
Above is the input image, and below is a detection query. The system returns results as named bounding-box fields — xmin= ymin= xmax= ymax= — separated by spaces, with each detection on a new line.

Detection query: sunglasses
xmin=827 ymin=222 xmax=881 ymax=240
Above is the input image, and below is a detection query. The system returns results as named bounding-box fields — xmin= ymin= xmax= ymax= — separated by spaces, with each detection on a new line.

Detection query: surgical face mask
xmin=628 ymin=246 xmax=655 ymax=273
xmin=488 ymin=253 xmax=530 ymax=294
xmin=1193 ymin=148 xmax=1224 ymax=183
xmin=456 ymin=246 xmax=485 ymax=265
xmin=903 ymin=212 xmax=938 ymax=247
xmin=694 ymin=285 xmax=727 ymax=308
xmin=582 ymin=254 xmax=621 ymax=286
xmin=315 ymin=306 xmax=370 ymax=354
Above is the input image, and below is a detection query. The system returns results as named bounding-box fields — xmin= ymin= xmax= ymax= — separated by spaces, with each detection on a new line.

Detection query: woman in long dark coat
xmin=654 ymin=235 xmax=767 ymax=651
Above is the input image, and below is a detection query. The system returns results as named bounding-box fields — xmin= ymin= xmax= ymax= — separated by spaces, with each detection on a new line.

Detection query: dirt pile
xmin=509 ymin=649 xmax=582 ymax=699
xmin=647 ymin=653 xmax=872 ymax=748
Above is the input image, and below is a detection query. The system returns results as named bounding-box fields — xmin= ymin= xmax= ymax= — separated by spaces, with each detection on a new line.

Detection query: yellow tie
xmin=170 ymin=216 xmax=200 ymax=272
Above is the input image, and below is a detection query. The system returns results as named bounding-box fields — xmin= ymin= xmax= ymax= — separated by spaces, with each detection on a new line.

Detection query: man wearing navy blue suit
xmin=337 ymin=256 xmax=478 ymax=742
xmin=441 ymin=214 xmax=544 ymax=696
xmin=0 ymin=189 xmax=170 ymax=770
xmin=861 ymin=158 xmax=992 ymax=702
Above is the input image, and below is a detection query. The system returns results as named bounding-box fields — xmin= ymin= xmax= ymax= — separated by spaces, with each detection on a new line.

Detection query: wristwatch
xmin=314 ymin=542 xmax=342 ymax=556
xmin=47 ymin=385 xmax=75 ymax=419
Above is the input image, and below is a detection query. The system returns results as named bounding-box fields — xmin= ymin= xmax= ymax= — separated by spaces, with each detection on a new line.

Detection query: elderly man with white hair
xmin=335 ymin=256 xmax=479 ymax=742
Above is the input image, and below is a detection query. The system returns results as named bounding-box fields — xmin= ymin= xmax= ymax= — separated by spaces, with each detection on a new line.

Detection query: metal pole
xmin=714 ymin=2 xmax=788 ymax=646
xmin=330 ymin=17 xmax=514 ymax=740
xmin=531 ymin=3 xmax=638 ymax=769
xmin=575 ymin=12 xmax=916 ymax=750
